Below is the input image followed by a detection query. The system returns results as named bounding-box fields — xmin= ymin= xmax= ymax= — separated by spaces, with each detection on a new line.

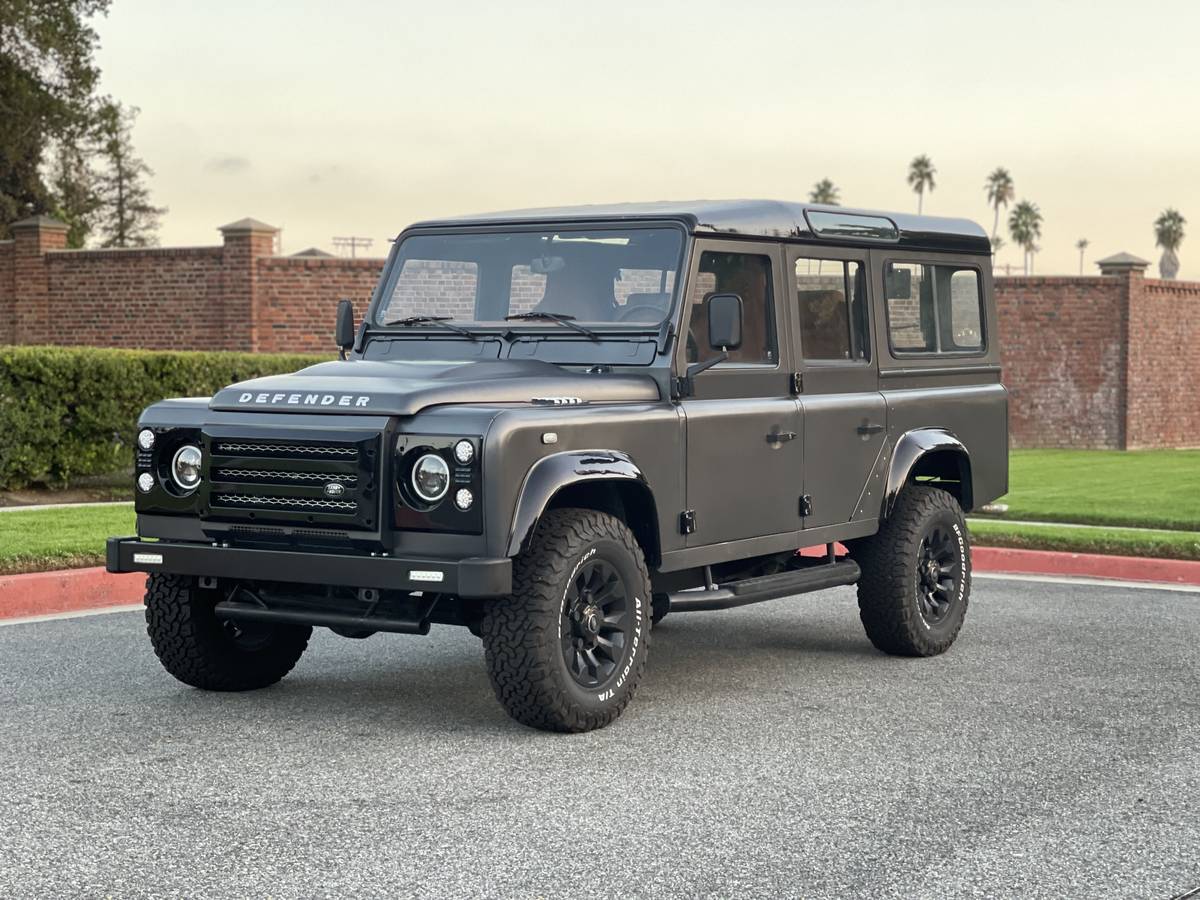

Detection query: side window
xmin=884 ymin=262 xmax=985 ymax=354
xmin=687 ymin=251 xmax=776 ymax=365
xmin=794 ymin=258 xmax=869 ymax=361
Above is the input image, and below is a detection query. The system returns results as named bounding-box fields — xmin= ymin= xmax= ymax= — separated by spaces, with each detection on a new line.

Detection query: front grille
xmin=201 ymin=431 xmax=379 ymax=532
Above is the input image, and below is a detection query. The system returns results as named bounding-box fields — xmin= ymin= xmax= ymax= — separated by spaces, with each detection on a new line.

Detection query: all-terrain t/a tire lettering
xmin=851 ymin=485 xmax=971 ymax=657
xmin=480 ymin=508 xmax=652 ymax=732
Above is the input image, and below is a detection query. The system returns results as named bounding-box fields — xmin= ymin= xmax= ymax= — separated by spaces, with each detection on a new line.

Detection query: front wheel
xmin=144 ymin=574 xmax=311 ymax=691
xmin=851 ymin=485 xmax=971 ymax=657
xmin=480 ymin=508 xmax=652 ymax=732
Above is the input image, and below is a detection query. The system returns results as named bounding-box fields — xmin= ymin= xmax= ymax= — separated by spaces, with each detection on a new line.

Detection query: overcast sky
xmin=94 ymin=0 xmax=1199 ymax=278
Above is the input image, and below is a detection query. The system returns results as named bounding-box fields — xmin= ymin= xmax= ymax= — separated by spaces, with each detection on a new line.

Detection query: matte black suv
xmin=108 ymin=200 xmax=1008 ymax=732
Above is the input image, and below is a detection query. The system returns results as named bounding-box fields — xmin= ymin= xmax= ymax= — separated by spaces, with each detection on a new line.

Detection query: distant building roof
xmin=291 ymin=247 xmax=335 ymax=258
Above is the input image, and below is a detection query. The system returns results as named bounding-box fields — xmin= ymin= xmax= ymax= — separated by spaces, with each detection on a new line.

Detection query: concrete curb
xmin=971 ymin=546 xmax=1200 ymax=586
xmin=3 ymin=545 xmax=1198 ymax=622
xmin=0 ymin=567 xmax=144 ymax=620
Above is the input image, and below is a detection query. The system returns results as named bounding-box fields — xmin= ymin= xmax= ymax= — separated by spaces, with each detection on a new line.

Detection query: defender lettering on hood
xmin=237 ymin=391 xmax=371 ymax=408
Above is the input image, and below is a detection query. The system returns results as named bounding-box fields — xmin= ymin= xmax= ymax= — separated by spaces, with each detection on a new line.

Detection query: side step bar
xmin=215 ymin=599 xmax=433 ymax=635
xmin=665 ymin=559 xmax=861 ymax=613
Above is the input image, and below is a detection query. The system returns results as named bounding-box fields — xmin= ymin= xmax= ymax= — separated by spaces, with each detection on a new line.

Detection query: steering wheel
xmin=617 ymin=305 xmax=664 ymax=323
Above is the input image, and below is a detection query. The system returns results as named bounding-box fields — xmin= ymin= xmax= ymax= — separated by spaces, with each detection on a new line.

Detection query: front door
xmin=787 ymin=246 xmax=888 ymax=529
xmin=678 ymin=241 xmax=801 ymax=547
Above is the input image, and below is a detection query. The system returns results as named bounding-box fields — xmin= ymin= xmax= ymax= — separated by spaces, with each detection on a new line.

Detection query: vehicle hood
xmin=208 ymin=358 xmax=661 ymax=416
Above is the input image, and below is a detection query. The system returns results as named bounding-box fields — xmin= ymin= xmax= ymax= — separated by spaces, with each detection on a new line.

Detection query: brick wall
xmin=2 ymin=215 xmax=1197 ymax=449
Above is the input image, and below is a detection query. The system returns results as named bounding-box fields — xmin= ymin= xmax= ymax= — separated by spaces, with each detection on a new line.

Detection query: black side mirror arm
xmin=672 ymin=351 xmax=728 ymax=399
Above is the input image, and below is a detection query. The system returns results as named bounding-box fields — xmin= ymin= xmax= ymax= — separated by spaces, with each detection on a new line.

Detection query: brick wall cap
xmin=291 ymin=247 xmax=335 ymax=257
xmin=1096 ymin=251 xmax=1150 ymax=274
xmin=218 ymin=217 xmax=278 ymax=235
xmin=10 ymin=214 xmax=68 ymax=232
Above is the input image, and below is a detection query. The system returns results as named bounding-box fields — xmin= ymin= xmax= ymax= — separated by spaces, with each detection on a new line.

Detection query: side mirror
xmin=335 ymin=299 xmax=355 ymax=359
xmin=707 ymin=293 xmax=743 ymax=351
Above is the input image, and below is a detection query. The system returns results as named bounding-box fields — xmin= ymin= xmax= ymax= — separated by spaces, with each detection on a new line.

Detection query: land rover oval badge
xmin=324 ymin=482 xmax=346 ymax=498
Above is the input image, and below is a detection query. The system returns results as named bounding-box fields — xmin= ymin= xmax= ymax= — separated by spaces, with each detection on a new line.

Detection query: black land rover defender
xmin=108 ymin=200 xmax=1007 ymax=732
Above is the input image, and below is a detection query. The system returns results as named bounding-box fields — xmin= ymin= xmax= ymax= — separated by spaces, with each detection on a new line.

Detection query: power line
xmin=332 ymin=236 xmax=373 ymax=259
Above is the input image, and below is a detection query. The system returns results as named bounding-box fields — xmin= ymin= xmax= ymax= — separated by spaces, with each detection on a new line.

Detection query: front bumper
xmin=106 ymin=537 xmax=512 ymax=597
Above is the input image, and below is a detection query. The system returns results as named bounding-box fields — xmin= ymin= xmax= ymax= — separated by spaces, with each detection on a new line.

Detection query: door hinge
xmin=799 ymin=494 xmax=813 ymax=517
xmin=679 ymin=509 xmax=696 ymax=535
xmin=791 ymin=372 xmax=803 ymax=395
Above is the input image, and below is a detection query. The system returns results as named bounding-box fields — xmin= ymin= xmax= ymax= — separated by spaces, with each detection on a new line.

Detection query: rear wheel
xmin=851 ymin=485 xmax=971 ymax=657
xmin=144 ymin=574 xmax=311 ymax=691
xmin=480 ymin=508 xmax=651 ymax=732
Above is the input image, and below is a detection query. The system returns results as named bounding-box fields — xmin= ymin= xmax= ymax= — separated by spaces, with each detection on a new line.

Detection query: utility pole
xmin=332 ymin=236 xmax=374 ymax=259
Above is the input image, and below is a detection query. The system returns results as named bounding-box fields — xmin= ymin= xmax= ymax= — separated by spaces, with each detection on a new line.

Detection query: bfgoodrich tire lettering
xmin=144 ymin=573 xmax=311 ymax=691
xmin=480 ymin=508 xmax=651 ymax=732
xmin=850 ymin=485 xmax=971 ymax=657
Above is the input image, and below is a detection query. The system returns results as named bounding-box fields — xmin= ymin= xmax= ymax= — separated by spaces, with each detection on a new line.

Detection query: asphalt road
xmin=1 ymin=576 xmax=1198 ymax=899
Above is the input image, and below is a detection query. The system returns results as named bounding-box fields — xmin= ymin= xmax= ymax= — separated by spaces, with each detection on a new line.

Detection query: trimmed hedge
xmin=0 ymin=346 xmax=328 ymax=490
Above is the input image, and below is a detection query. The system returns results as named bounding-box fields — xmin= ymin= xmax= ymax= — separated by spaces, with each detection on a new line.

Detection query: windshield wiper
xmin=390 ymin=315 xmax=478 ymax=341
xmin=504 ymin=311 xmax=599 ymax=341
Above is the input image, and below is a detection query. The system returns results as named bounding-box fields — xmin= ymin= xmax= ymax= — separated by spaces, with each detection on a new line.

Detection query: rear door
xmin=786 ymin=246 xmax=888 ymax=529
xmin=678 ymin=240 xmax=802 ymax=546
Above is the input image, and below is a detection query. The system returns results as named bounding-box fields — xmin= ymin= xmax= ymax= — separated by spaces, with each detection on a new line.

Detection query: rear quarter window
xmin=884 ymin=262 xmax=985 ymax=355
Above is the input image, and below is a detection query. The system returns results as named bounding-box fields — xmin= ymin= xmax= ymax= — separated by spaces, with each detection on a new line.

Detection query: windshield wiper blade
xmin=391 ymin=315 xmax=478 ymax=341
xmin=504 ymin=311 xmax=599 ymax=341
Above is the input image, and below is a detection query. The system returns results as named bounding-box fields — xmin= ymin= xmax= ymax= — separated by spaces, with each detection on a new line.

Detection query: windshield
xmin=375 ymin=227 xmax=683 ymax=330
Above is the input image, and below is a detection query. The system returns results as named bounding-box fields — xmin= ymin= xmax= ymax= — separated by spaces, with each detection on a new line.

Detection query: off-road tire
xmin=480 ymin=508 xmax=652 ymax=732
xmin=851 ymin=485 xmax=971 ymax=657
xmin=144 ymin=573 xmax=311 ymax=691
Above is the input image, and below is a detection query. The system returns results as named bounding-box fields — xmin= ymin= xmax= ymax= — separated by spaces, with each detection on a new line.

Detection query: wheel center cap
xmin=582 ymin=607 xmax=601 ymax=636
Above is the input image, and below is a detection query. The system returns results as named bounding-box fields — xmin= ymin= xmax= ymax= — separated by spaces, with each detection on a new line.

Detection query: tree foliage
xmin=809 ymin=178 xmax=840 ymax=206
xmin=984 ymin=167 xmax=1014 ymax=239
xmin=1008 ymin=200 xmax=1043 ymax=275
xmin=93 ymin=101 xmax=165 ymax=247
xmin=1154 ymin=208 xmax=1186 ymax=279
xmin=907 ymin=155 xmax=936 ymax=213
xmin=0 ymin=0 xmax=109 ymax=236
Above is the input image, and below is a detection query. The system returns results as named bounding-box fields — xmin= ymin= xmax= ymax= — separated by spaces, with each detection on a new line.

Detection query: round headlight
xmin=137 ymin=472 xmax=155 ymax=493
xmin=137 ymin=429 xmax=156 ymax=451
xmin=411 ymin=453 xmax=449 ymax=503
xmin=454 ymin=488 xmax=474 ymax=511
xmin=453 ymin=439 xmax=475 ymax=465
xmin=171 ymin=445 xmax=203 ymax=491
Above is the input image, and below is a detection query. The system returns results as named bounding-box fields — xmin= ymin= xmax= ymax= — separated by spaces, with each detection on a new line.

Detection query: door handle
xmin=766 ymin=430 xmax=797 ymax=443
xmin=857 ymin=423 xmax=885 ymax=435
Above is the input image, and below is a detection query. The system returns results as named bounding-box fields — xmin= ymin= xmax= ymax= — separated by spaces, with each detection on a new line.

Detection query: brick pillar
xmin=9 ymin=216 xmax=68 ymax=345
xmin=219 ymin=218 xmax=278 ymax=352
xmin=1095 ymin=253 xmax=1150 ymax=450
xmin=0 ymin=239 xmax=14 ymax=345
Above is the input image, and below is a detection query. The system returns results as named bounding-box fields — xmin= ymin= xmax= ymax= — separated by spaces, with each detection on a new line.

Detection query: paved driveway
xmin=1 ymin=576 xmax=1197 ymax=898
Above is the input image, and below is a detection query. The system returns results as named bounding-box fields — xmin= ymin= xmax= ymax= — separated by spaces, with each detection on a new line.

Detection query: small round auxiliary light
xmin=454 ymin=488 xmax=474 ymax=511
xmin=137 ymin=472 xmax=155 ymax=493
xmin=137 ymin=429 xmax=156 ymax=451
xmin=411 ymin=453 xmax=450 ymax=503
xmin=453 ymin=439 xmax=475 ymax=465
xmin=171 ymin=445 xmax=203 ymax=491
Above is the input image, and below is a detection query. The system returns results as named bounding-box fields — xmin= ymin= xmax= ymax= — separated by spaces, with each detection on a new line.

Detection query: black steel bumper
xmin=105 ymin=537 xmax=512 ymax=598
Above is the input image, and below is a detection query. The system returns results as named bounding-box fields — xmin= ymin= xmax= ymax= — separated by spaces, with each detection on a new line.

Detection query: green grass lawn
xmin=990 ymin=449 xmax=1200 ymax=531
xmin=0 ymin=504 xmax=135 ymax=575
xmin=969 ymin=518 xmax=1200 ymax=562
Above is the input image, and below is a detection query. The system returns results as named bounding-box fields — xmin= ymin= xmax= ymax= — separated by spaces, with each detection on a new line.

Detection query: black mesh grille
xmin=201 ymin=431 xmax=379 ymax=531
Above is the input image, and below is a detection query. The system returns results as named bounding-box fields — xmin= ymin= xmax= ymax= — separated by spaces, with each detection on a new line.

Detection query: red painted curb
xmin=0 ymin=567 xmax=144 ymax=620
xmin=971 ymin=546 xmax=1200 ymax=586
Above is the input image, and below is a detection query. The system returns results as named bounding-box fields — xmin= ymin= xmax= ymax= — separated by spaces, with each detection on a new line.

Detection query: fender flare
xmin=505 ymin=450 xmax=657 ymax=558
xmin=883 ymin=428 xmax=973 ymax=518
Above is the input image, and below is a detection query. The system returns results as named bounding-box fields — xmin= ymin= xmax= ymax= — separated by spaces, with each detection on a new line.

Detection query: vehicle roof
xmin=409 ymin=199 xmax=991 ymax=255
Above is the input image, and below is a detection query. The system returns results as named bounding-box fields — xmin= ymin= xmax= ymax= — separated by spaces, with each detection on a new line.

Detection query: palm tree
xmin=1076 ymin=238 xmax=1089 ymax=275
xmin=991 ymin=234 xmax=1005 ymax=256
xmin=984 ymin=168 xmax=1015 ymax=242
xmin=907 ymin=155 xmax=936 ymax=214
xmin=1007 ymin=200 xmax=1043 ymax=275
xmin=809 ymin=179 xmax=840 ymax=206
xmin=1154 ymin=208 xmax=1186 ymax=279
